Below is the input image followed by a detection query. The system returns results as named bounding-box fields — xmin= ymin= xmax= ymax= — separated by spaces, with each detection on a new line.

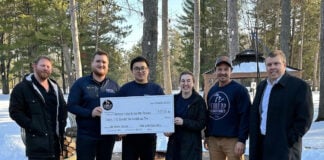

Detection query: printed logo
xmin=208 ymin=91 xmax=230 ymax=120
xmin=106 ymin=89 xmax=116 ymax=93
xmin=102 ymin=100 xmax=113 ymax=110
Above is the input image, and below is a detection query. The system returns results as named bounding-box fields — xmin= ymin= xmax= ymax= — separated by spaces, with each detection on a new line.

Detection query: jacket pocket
xmin=25 ymin=131 xmax=51 ymax=155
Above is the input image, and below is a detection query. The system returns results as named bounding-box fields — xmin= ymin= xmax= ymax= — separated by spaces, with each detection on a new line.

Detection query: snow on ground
xmin=1 ymin=92 xmax=324 ymax=159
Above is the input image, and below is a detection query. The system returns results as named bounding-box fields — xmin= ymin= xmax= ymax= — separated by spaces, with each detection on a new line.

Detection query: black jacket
xmin=9 ymin=74 xmax=67 ymax=158
xmin=249 ymin=73 xmax=313 ymax=160
xmin=166 ymin=91 xmax=207 ymax=160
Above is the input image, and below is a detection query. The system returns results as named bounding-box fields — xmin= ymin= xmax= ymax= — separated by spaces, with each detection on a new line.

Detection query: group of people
xmin=9 ymin=49 xmax=314 ymax=160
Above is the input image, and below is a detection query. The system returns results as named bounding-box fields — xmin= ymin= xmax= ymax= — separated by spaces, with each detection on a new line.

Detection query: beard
xmin=35 ymin=70 xmax=50 ymax=81
xmin=92 ymin=69 xmax=106 ymax=77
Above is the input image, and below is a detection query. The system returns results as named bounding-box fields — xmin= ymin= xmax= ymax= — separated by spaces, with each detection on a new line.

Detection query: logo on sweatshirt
xmin=208 ymin=91 xmax=230 ymax=120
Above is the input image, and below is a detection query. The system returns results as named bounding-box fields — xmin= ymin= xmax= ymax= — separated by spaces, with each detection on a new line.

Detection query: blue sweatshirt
xmin=118 ymin=81 xmax=164 ymax=97
xmin=206 ymin=80 xmax=251 ymax=143
xmin=67 ymin=74 xmax=119 ymax=139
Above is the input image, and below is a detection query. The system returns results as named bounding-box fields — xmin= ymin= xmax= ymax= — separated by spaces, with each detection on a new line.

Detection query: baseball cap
xmin=215 ymin=56 xmax=233 ymax=69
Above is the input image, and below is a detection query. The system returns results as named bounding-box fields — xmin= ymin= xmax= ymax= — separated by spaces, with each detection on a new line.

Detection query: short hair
xmin=179 ymin=71 xmax=195 ymax=83
xmin=130 ymin=56 xmax=150 ymax=70
xmin=267 ymin=50 xmax=286 ymax=64
xmin=33 ymin=55 xmax=52 ymax=64
xmin=92 ymin=50 xmax=109 ymax=61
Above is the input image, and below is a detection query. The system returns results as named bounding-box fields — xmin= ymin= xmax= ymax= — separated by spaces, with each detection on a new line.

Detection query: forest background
xmin=0 ymin=0 xmax=324 ymax=119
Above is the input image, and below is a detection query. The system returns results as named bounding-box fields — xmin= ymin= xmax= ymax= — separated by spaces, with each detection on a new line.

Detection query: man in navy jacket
xmin=68 ymin=50 xmax=119 ymax=160
xmin=249 ymin=50 xmax=314 ymax=160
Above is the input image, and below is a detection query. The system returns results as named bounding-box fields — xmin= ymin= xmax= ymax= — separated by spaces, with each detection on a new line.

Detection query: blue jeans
xmin=76 ymin=136 xmax=115 ymax=160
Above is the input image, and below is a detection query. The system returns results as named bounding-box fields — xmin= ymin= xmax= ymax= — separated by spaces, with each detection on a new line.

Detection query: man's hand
xmin=91 ymin=107 xmax=102 ymax=117
xmin=164 ymin=132 xmax=173 ymax=137
xmin=174 ymin=117 xmax=184 ymax=125
xmin=234 ymin=141 xmax=245 ymax=156
xmin=203 ymin=138 xmax=209 ymax=150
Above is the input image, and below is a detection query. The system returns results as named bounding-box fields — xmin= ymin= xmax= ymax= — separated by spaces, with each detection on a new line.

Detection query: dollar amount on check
xmin=100 ymin=95 xmax=174 ymax=134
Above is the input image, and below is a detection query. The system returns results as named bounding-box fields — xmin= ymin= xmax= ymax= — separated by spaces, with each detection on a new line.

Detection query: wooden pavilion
xmin=202 ymin=49 xmax=302 ymax=97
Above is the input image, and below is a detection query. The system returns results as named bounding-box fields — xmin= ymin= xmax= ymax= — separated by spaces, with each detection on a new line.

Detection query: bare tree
xmin=313 ymin=20 xmax=320 ymax=91
xmin=316 ymin=0 xmax=324 ymax=122
xmin=62 ymin=44 xmax=74 ymax=90
xmin=193 ymin=0 xmax=201 ymax=91
xmin=280 ymin=0 xmax=291 ymax=62
xmin=142 ymin=0 xmax=158 ymax=82
xmin=162 ymin=0 xmax=172 ymax=94
xmin=298 ymin=11 xmax=305 ymax=72
xmin=227 ymin=0 xmax=239 ymax=60
xmin=70 ymin=0 xmax=82 ymax=79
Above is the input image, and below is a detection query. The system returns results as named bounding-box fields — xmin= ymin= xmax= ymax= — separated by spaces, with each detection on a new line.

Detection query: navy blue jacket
xmin=249 ymin=73 xmax=313 ymax=160
xmin=67 ymin=74 xmax=119 ymax=139
xmin=205 ymin=80 xmax=251 ymax=143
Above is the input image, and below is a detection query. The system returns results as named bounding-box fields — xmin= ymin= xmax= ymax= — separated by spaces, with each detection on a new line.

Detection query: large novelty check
xmin=100 ymin=95 xmax=174 ymax=135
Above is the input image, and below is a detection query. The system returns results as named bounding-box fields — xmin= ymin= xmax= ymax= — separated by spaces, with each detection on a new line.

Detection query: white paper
xmin=100 ymin=95 xmax=174 ymax=135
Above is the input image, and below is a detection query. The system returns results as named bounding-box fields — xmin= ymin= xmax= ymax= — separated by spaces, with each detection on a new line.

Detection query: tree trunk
xmin=63 ymin=44 xmax=74 ymax=92
xmin=95 ymin=0 xmax=100 ymax=50
xmin=162 ymin=0 xmax=172 ymax=94
xmin=289 ymin=6 xmax=296 ymax=65
xmin=227 ymin=0 xmax=239 ymax=60
xmin=0 ymin=57 xmax=10 ymax=94
xmin=142 ymin=0 xmax=158 ymax=82
xmin=274 ymin=11 xmax=280 ymax=49
xmin=280 ymin=0 xmax=291 ymax=62
xmin=0 ymin=33 xmax=10 ymax=94
xmin=313 ymin=17 xmax=321 ymax=91
xmin=70 ymin=0 xmax=82 ymax=79
xmin=193 ymin=0 xmax=200 ymax=91
xmin=298 ymin=11 xmax=305 ymax=73
xmin=316 ymin=0 xmax=324 ymax=122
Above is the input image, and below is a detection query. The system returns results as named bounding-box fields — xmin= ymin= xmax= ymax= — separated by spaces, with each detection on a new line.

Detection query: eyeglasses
xmin=133 ymin=67 xmax=148 ymax=72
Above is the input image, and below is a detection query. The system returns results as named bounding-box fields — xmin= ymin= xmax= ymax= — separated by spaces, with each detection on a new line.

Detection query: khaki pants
xmin=207 ymin=137 xmax=244 ymax=160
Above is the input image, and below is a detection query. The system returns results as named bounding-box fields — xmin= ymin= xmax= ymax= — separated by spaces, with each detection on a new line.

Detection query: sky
xmin=1 ymin=91 xmax=324 ymax=159
xmin=116 ymin=0 xmax=184 ymax=50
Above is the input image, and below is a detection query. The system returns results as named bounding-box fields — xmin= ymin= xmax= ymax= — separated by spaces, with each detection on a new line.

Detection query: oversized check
xmin=100 ymin=95 xmax=174 ymax=135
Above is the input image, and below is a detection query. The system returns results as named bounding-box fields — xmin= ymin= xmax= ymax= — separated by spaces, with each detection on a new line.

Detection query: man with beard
xmin=204 ymin=56 xmax=251 ymax=160
xmin=68 ymin=50 xmax=119 ymax=160
xmin=9 ymin=56 xmax=67 ymax=160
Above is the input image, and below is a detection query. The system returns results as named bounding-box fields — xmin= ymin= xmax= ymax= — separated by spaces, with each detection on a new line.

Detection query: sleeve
xmin=67 ymin=80 xmax=92 ymax=117
xmin=58 ymin=87 xmax=68 ymax=132
xmin=237 ymin=86 xmax=251 ymax=144
xmin=9 ymin=84 xmax=33 ymax=130
xmin=288 ymin=81 xmax=314 ymax=146
xmin=158 ymin=85 xmax=165 ymax=95
xmin=116 ymin=85 xmax=126 ymax=97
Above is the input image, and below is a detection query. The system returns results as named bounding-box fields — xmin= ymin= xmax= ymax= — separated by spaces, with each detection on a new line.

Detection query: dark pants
xmin=29 ymin=158 xmax=58 ymax=160
xmin=122 ymin=134 xmax=156 ymax=160
xmin=76 ymin=136 xmax=115 ymax=160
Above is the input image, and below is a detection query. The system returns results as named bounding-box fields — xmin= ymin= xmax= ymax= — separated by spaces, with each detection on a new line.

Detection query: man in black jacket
xmin=9 ymin=56 xmax=67 ymax=160
xmin=249 ymin=50 xmax=314 ymax=160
